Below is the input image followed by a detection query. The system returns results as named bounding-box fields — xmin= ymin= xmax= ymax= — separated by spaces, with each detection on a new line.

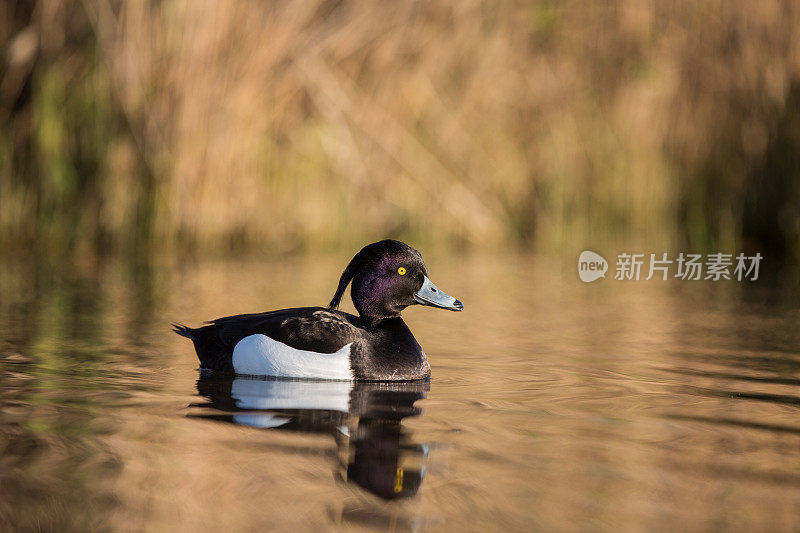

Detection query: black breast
xmin=354 ymin=318 xmax=430 ymax=381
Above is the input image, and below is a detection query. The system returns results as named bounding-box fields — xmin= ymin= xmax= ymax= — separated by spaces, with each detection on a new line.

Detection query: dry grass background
xmin=1 ymin=1 xmax=800 ymax=259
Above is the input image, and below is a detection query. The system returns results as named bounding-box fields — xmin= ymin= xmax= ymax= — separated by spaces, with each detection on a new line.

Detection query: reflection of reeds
xmin=1 ymin=1 xmax=800 ymax=258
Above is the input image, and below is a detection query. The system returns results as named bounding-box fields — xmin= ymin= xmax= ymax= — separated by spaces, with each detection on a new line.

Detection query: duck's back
xmin=173 ymin=307 xmax=362 ymax=374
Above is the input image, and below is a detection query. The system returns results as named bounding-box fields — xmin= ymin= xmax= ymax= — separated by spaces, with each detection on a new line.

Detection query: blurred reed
xmin=1 ymin=1 xmax=799 ymax=260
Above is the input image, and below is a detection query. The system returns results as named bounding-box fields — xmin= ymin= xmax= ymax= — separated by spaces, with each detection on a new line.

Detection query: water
xmin=2 ymin=253 xmax=800 ymax=531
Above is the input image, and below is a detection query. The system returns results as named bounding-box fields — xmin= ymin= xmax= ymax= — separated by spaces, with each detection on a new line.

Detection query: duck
xmin=173 ymin=240 xmax=463 ymax=381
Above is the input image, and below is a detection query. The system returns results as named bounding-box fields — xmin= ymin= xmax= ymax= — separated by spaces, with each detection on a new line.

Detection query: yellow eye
xmin=397 ymin=267 xmax=406 ymax=275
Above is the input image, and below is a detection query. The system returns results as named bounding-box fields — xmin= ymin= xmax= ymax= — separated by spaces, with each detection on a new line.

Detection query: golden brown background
xmin=0 ymin=0 xmax=800 ymax=262
xmin=4 ymin=5 xmax=800 ymax=530
xmin=2 ymin=1 xmax=799 ymax=260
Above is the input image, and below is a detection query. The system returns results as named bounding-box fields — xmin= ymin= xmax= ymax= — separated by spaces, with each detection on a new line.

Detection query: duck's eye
xmin=397 ymin=267 xmax=407 ymax=275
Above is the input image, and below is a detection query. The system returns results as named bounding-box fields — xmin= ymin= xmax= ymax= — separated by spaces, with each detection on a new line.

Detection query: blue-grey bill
xmin=414 ymin=276 xmax=464 ymax=311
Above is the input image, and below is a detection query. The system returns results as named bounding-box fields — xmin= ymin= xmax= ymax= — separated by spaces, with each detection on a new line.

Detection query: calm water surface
xmin=2 ymin=253 xmax=800 ymax=531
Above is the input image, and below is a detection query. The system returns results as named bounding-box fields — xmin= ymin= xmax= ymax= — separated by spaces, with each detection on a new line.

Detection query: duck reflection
xmin=192 ymin=374 xmax=429 ymax=500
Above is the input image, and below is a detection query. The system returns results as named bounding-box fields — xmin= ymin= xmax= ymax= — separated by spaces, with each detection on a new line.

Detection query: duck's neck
xmin=361 ymin=314 xmax=401 ymax=332
xmin=354 ymin=315 xmax=429 ymax=380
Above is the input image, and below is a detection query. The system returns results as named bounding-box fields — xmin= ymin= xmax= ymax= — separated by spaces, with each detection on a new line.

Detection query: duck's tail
xmin=171 ymin=322 xmax=197 ymax=341
xmin=172 ymin=322 xmax=234 ymax=373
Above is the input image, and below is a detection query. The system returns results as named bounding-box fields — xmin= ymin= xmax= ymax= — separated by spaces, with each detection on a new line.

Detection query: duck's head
xmin=328 ymin=240 xmax=463 ymax=320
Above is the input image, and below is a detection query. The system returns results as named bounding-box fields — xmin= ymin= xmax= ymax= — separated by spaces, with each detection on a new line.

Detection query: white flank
xmin=231 ymin=378 xmax=353 ymax=412
xmin=232 ymin=334 xmax=353 ymax=380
